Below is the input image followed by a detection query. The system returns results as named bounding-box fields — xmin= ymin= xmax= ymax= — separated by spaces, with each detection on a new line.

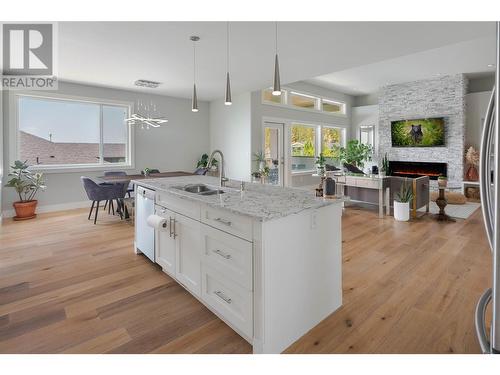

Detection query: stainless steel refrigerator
xmin=475 ymin=21 xmax=500 ymax=354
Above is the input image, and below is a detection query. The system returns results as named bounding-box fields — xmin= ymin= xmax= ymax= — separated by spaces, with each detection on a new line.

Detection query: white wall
xmin=208 ymin=92 xmax=252 ymax=181
xmin=351 ymin=105 xmax=379 ymax=154
xmin=465 ymin=91 xmax=491 ymax=150
xmin=2 ymin=81 xmax=210 ymax=214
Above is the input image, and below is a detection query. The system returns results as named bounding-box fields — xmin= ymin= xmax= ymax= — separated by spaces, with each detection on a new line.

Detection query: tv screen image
xmin=391 ymin=117 xmax=445 ymax=147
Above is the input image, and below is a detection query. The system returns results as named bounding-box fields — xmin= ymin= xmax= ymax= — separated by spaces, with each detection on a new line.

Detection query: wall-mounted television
xmin=391 ymin=117 xmax=445 ymax=147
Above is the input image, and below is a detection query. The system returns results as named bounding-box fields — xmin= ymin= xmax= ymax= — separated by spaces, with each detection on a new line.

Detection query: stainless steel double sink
xmin=173 ymin=184 xmax=225 ymax=196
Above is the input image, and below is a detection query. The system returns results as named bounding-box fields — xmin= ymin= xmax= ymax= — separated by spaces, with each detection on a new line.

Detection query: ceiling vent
xmin=134 ymin=79 xmax=161 ymax=88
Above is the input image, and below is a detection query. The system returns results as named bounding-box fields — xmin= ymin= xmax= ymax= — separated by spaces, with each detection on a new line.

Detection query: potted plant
xmin=197 ymin=153 xmax=218 ymax=171
xmin=336 ymin=140 xmax=372 ymax=168
xmin=315 ymin=153 xmax=326 ymax=177
xmin=394 ymin=178 xmax=413 ymax=222
xmin=438 ymin=175 xmax=448 ymax=188
xmin=5 ymin=160 xmax=46 ymax=220
xmin=465 ymin=146 xmax=479 ymax=181
xmin=379 ymin=153 xmax=389 ymax=177
xmin=253 ymin=151 xmax=266 ymax=172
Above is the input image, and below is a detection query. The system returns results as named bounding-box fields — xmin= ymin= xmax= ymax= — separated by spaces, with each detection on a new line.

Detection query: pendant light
xmin=190 ymin=36 xmax=200 ymax=112
xmin=272 ymin=22 xmax=281 ymax=96
xmin=224 ymin=22 xmax=232 ymax=105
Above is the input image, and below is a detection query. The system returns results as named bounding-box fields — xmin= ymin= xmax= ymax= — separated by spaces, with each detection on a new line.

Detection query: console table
xmin=332 ymin=175 xmax=390 ymax=218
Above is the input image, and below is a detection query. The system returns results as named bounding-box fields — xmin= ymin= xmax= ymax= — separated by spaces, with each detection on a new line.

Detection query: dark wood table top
xmin=98 ymin=171 xmax=194 ymax=183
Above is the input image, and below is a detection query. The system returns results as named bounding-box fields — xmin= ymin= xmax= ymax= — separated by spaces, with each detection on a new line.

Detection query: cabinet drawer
xmin=201 ymin=206 xmax=253 ymax=241
xmin=156 ymin=192 xmax=201 ymax=220
xmin=201 ymin=225 xmax=252 ymax=290
xmin=201 ymin=264 xmax=253 ymax=339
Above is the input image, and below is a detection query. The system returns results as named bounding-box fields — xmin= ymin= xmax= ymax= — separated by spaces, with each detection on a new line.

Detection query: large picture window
xmin=289 ymin=123 xmax=345 ymax=173
xmin=17 ymin=95 xmax=131 ymax=168
xmin=291 ymin=124 xmax=316 ymax=172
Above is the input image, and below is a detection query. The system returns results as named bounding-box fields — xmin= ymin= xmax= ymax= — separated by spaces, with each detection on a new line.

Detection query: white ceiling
xmin=307 ymin=35 xmax=496 ymax=96
xmin=57 ymin=22 xmax=496 ymax=101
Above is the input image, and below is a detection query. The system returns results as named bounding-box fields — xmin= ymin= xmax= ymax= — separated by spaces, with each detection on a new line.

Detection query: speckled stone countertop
xmin=132 ymin=175 xmax=344 ymax=222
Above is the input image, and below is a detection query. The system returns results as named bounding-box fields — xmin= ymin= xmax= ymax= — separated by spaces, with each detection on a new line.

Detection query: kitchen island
xmin=133 ymin=175 xmax=344 ymax=353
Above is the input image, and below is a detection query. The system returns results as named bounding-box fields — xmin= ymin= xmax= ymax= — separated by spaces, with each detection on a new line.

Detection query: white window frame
xmin=10 ymin=91 xmax=135 ymax=173
xmin=359 ymin=125 xmax=375 ymax=148
xmin=289 ymin=122 xmax=346 ymax=175
xmin=261 ymin=87 xmax=347 ymax=117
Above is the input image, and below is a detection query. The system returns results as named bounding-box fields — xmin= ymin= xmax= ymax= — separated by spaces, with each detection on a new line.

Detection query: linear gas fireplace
xmin=388 ymin=161 xmax=447 ymax=180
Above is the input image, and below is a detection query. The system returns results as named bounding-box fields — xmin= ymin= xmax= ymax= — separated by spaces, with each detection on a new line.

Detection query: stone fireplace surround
xmin=378 ymin=74 xmax=467 ymax=187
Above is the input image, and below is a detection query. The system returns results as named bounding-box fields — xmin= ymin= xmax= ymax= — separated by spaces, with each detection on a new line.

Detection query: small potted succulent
xmin=394 ymin=178 xmax=413 ymax=222
xmin=438 ymin=175 xmax=448 ymax=188
xmin=315 ymin=153 xmax=326 ymax=177
xmin=5 ymin=160 xmax=46 ymax=220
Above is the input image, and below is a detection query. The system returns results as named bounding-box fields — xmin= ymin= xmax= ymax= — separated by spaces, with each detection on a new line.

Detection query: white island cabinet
xmin=134 ymin=176 xmax=343 ymax=353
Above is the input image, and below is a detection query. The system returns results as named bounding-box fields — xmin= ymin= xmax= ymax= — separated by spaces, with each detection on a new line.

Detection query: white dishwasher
xmin=135 ymin=186 xmax=155 ymax=262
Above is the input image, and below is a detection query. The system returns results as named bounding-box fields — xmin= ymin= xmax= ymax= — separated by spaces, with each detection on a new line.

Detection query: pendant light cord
xmin=193 ymin=40 xmax=196 ymax=84
xmin=226 ymin=22 xmax=230 ymax=73
xmin=275 ymin=21 xmax=278 ymax=55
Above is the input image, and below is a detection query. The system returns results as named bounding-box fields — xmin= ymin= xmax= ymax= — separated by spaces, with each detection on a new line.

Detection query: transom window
xmin=262 ymin=87 xmax=346 ymax=115
xmin=16 ymin=95 xmax=131 ymax=169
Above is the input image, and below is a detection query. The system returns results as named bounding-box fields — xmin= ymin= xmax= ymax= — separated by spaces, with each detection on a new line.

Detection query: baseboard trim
xmin=1 ymin=200 xmax=91 ymax=219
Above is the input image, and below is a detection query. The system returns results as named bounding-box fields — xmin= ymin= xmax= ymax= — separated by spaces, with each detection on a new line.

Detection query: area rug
xmin=418 ymin=201 xmax=481 ymax=219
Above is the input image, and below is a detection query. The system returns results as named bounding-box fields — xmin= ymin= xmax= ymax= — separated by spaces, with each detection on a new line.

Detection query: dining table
xmin=97 ymin=171 xmax=194 ymax=184
xmin=96 ymin=171 xmax=194 ymax=219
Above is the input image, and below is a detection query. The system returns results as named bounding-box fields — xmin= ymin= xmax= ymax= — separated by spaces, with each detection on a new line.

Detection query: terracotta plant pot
xmin=13 ymin=200 xmax=38 ymax=221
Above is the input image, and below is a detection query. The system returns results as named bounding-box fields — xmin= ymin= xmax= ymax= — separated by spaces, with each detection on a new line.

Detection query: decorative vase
xmin=394 ymin=201 xmax=410 ymax=222
xmin=13 ymin=200 xmax=38 ymax=221
xmin=466 ymin=165 xmax=479 ymax=181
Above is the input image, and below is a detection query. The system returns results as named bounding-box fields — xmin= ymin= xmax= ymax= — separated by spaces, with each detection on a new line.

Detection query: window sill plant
xmin=315 ymin=153 xmax=326 ymax=177
xmin=5 ymin=160 xmax=46 ymax=220
xmin=394 ymin=178 xmax=413 ymax=222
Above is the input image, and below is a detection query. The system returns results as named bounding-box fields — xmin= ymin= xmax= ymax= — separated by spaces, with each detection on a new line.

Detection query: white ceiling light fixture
xmin=125 ymin=99 xmax=168 ymax=130
xmin=272 ymin=22 xmax=281 ymax=96
xmin=224 ymin=22 xmax=232 ymax=106
xmin=191 ymin=36 xmax=200 ymax=112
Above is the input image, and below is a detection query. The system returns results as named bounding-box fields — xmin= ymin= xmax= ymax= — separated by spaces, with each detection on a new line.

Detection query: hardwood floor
xmin=0 ymin=204 xmax=491 ymax=353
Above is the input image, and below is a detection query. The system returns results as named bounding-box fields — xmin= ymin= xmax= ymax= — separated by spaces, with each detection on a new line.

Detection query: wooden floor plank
xmin=0 ymin=204 xmax=490 ymax=353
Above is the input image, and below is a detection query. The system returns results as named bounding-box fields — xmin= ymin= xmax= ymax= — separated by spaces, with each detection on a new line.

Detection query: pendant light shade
xmin=224 ymin=22 xmax=232 ymax=106
xmin=272 ymin=22 xmax=281 ymax=96
xmin=190 ymin=36 xmax=200 ymax=112
xmin=192 ymin=83 xmax=198 ymax=112
xmin=225 ymin=72 xmax=232 ymax=105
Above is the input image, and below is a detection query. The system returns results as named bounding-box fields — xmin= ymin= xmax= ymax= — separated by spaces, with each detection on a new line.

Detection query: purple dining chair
xmin=81 ymin=177 xmax=128 ymax=224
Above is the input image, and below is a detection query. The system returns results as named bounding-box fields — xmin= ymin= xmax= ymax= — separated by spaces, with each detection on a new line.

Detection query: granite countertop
xmin=132 ymin=175 xmax=344 ymax=221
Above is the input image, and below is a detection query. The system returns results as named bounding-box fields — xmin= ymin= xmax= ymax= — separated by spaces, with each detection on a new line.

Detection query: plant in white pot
xmin=394 ymin=178 xmax=413 ymax=222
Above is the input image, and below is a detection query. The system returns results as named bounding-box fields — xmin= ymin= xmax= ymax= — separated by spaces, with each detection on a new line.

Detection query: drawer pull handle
xmin=214 ymin=217 xmax=232 ymax=226
xmin=213 ymin=249 xmax=231 ymax=260
xmin=214 ymin=290 xmax=232 ymax=304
